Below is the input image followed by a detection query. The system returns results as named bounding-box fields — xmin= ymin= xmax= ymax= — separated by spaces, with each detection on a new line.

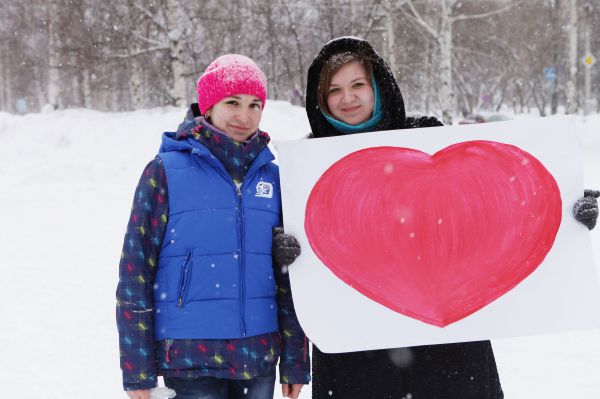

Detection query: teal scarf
xmin=321 ymin=76 xmax=383 ymax=134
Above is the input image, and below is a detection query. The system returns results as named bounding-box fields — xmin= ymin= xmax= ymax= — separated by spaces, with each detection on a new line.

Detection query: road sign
xmin=582 ymin=53 xmax=596 ymax=68
xmin=544 ymin=67 xmax=557 ymax=81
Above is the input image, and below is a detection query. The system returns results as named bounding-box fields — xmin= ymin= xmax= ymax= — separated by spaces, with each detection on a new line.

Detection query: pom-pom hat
xmin=197 ymin=54 xmax=267 ymax=115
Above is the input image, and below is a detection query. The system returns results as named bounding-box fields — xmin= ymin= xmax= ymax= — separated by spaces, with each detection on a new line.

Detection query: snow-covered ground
xmin=0 ymin=103 xmax=599 ymax=398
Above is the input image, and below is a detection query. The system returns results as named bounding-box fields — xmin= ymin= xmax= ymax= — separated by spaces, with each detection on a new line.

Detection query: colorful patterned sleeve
xmin=116 ymin=157 xmax=168 ymax=391
xmin=274 ymin=263 xmax=311 ymax=384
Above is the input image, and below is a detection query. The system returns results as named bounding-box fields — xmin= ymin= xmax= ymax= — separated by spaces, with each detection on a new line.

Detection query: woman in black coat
xmin=304 ymin=36 xmax=504 ymax=399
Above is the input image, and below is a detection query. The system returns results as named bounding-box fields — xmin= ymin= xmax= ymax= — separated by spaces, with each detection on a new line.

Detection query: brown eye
xmin=329 ymin=87 xmax=340 ymax=95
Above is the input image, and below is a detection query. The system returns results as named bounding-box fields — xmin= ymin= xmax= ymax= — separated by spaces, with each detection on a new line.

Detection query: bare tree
xmin=1 ymin=0 xmax=599 ymax=116
xmin=566 ymin=0 xmax=578 ymax=114
xmin=399 ymin=0 xmax=520 ymax=124
xmin=47 ymin=0 xmax=62 ymax=108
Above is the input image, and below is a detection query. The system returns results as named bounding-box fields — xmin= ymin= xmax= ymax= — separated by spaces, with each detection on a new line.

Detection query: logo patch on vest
xmin=255 ymin=181 xmax=273 ymax=198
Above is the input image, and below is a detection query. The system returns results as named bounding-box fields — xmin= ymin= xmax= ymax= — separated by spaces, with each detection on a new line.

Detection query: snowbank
xmin=0 ymin=105 xmax=599 ymax=398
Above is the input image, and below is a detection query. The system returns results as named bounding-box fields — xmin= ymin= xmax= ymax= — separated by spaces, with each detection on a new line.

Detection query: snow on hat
xmin=197 ymin=54 xmax=267 ymax=115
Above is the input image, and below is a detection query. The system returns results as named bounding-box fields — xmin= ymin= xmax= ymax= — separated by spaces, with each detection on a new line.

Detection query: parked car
xmin=458 ymin=113 xmax=511 ymax=124
xmin=484 ymin=114 xmax=511 ymax=122
xmin=458 ymin=114 xmax=486 ymax=124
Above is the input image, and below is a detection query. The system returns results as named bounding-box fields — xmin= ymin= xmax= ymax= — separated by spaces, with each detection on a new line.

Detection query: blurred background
xmin=1 ymin=0 xmax=599 ymax=124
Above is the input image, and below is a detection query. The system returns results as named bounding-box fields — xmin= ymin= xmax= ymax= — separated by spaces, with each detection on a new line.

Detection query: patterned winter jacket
xmin=116 ymin=111 xmax=310 ymax=391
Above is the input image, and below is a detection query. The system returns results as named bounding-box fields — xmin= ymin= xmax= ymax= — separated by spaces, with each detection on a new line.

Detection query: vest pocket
xmin=177 ymin=250 xmax=193 ymax=308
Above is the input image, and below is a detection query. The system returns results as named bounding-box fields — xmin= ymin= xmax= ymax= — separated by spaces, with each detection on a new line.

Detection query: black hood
xmin=305 ymin=37 xmax=407 ymax=138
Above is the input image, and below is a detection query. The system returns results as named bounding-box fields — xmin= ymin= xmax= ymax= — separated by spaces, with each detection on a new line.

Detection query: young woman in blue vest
xmin=116 ymin=54 xmax=310 ymax=399
xmin=300 ymin=37 xmax=598 ymax=399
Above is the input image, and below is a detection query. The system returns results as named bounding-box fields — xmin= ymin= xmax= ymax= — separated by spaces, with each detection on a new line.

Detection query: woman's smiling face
xmin=326 ymin=62 xmax=374 ymax=125
xmin=207 ymin=94 xmax=263 ymax=142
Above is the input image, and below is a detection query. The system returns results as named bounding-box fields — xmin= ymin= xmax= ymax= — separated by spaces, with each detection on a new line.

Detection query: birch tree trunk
xmin=111 ymin=64 xmax=120 ymax=111
xmin=0 ymin=40 xmax=7 ymax=111
xmin=384 ymin=0 xmax=397 ymax=79
xmin=129 ymin=58 xmax=145 ymax=109
xmin=438 ymin=0 xmax=455 ymax=125
xmin=47 ymin=0 xmax=61 ymax=108
xmin=550 ymin=0 xmax=560 ymax=115
xmin=566 ymin=0 xmax=578 ymax=114
xmin=281 ymin=1 xmax=307 ymax=105
xmin=165 ymin=0 xmax=187 ymax=107
xmin=81 ymin=68 xmax=93 ymax=109
xmin=425 ymin=41 xmax=433 ymax=115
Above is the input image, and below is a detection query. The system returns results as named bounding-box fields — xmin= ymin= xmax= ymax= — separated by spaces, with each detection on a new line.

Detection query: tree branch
xmin=361 ymin=0 xmax=384 ymax=39
xmin=104 ymin=46 xmax=169 ymax=59
xmin=402 ymin=0 xmax=439 ymax=40
xmin=131 ymin=31 xmax=161 ymax=46
xmin=131 ymin=1 xmax=167 ymax=32
xmin=454 ymin=1 xmax=522 ymax=22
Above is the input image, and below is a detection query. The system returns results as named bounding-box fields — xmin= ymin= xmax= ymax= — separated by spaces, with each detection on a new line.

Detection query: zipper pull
xmin=236 ymin=185 xmax=242 ymax=198
xmin=177 ymin=297 xmax=184 ymax=308
xmin=165 ymin=339 xmax=173 ymax=363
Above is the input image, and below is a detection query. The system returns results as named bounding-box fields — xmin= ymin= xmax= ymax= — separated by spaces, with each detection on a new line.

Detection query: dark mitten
xmin=272 ymin=226 xmax=301 ymax=266
xmin=573 ymin=189 xmax=599 ymax=230
xmin=404 ymin=115 xmax=444 ymax=128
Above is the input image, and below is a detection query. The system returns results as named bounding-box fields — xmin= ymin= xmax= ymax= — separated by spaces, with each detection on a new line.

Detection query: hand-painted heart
xmin=305 ymin=141 xmax=562 ymax=327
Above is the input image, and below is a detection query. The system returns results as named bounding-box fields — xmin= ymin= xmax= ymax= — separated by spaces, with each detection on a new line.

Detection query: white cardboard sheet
xmin=276 ymin=116 xmax=600 ymax=353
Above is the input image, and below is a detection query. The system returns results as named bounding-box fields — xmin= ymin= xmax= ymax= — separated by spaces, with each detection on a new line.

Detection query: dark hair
xmin=317 ymin=51 xmax=375 ymax=115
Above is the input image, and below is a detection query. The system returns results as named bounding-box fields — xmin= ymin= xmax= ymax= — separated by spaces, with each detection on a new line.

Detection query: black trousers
xmin=312 ymin=341 xmax=503 ymax=399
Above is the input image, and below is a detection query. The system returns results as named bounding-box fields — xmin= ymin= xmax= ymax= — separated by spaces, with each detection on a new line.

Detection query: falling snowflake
xmin=384 ymin=163 xmax=394 ymax=174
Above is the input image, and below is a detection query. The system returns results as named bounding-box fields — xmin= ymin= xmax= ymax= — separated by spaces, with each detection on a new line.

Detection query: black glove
xmin=272 ymin=226 xmax=301 ymax=266
xmin=404 ymin=115 xmax=444 ymax=128
xmin=573 ymin=189 xmax=599 ymax=230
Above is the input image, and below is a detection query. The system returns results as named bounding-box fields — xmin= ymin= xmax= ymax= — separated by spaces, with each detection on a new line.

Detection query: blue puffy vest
xmin=153 ymin=133 xmax=281 ymax=340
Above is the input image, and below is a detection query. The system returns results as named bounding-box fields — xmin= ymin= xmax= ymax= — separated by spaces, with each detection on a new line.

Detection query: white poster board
xmin=277 ymin=116 xmax=600 ymax=353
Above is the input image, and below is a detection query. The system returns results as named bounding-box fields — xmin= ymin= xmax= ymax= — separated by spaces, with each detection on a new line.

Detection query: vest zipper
xmin=177 ymin=251 xmax=192 ymax=309
xmin=191 ymin=146 xmax=273 ymax=338
xmin=237 ymin=184 xmax=247 ymax=337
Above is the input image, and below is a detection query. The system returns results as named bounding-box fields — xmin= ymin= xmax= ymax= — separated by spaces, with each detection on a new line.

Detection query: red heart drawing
xmin=305 ymin=141 xmax=562 ymax=327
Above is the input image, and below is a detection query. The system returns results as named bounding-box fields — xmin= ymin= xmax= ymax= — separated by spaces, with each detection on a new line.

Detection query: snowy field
xmin=0 ymin=103 xmax=599 ymax=398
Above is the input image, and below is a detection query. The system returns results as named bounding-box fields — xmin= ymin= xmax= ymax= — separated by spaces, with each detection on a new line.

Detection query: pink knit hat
xmin=197 ymin=54 xmax=268 ymax=115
